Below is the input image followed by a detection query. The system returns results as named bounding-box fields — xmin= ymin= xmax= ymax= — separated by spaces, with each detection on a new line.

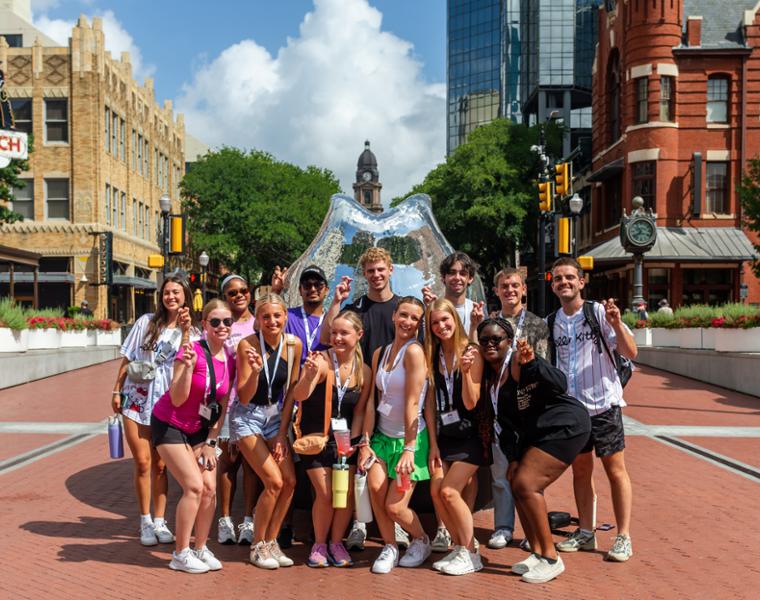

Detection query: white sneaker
xmin=346 ymin=520 xmax=367 ymax=551
xmin=521 ymin=556 xmax=565 ymax=584
xmin=169 ymin=549 xmax=210 ymax=574
xmin=432 ymin=546 xmax=460 ymax=571
xmin=441 ymin=545 xmax=483 ymax=576
xmin=140 ymin=522 xmax=158 ymax=546
xmin=237 ymin=520 xmax=253 ymax=545
xmin=250 ymin=541 xmax=279 ymax=570
xmin=153 ymin=521 xmax=175 ymax=544
xmin=399 ymin=535 xmax=432 ymax=568
xmin=394 ymin=522 xmax=410 ymax=549
xmin=217 ymin=518 xmax=236 ymax=545
xmin=193 ymin=546 xmax=222 ymax=571
xmin=371 ymin=544 xmax=399 ymax=574
xmin=487 ymin=528 xmax=512 ymax=549
xmin=268 ymin=540 xmax=294 ymax=567
xmin=431 ymin=527 xmax=452 ymax=552
xmin=511 ymin=553 xmax=542 ymax=575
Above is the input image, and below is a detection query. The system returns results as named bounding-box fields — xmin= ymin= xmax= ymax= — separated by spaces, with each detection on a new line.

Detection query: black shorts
xmin=439 ymin=435 xmax=492 ymax=467
xmin=580 ymin=405 xmax=626 ymax=458
xmin=151 ymin=414 xmax=208 ymax=448
xmin=534 ymin=432 xmax=590 ymax=465
xmin=298 ymin=442 xmax=358 ymax=471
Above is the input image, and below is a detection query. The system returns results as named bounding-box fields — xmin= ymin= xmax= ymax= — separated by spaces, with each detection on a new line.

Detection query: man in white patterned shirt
xmin=548 ymin=258 xmax=638 ymax=562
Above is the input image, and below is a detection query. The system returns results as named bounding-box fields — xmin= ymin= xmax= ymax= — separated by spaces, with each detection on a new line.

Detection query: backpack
xmin=547 ymin=301 xmax=633 ymax=388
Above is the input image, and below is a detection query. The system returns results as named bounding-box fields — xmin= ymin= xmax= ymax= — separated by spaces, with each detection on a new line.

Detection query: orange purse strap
xmin=294 ymin=363 xmax=333 ymax=439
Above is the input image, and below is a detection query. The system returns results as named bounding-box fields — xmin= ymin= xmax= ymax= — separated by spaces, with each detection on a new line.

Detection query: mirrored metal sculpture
xmin=282 ymin=194 xmax=485 ymax=306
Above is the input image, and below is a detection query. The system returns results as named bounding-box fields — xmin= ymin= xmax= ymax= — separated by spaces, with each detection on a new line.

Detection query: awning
xmin=112 ymin=275 xmax=157 ymax=290
xmin=586 ymin=227 xmax=759 ymax=263
xmin=0 ymin=271 xmax=74 ymax=283
xmin=587 ymin=158 xmax=624 ymax=183
xmin=0 ymin=244 xmax=41 ymax=267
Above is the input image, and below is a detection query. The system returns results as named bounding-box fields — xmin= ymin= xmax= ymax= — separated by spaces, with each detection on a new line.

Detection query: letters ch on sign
xmin=0 ymin=130 xmax=28 ymax=160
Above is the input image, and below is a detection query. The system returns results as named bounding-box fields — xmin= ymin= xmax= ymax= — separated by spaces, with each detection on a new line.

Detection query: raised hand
xmin=470 ymin=301 xmax=485 ymax=329
xmin=460 ymin=345 xmax=477 ymax=374
xmin=302 ymin=351 xmax=323 ymax=381
xmin=180 ymin=342 xmax=196 ymax=368
xmin=516 ymin=338 xmax=534 ymax=364
xmin=271 ymin=265 xmax=289 ymax=294
xmin=602 ymin=298 xmax=621 ymax=327
xmin=333 ymin=276 xmax=352 ymax=304
xmin=421 ymin=286 xmax=438 ymax=306
xmin=178 ymin=306 xmax=191 ymax=332
xmin=245 ymin=347 xmax=263 ymax=374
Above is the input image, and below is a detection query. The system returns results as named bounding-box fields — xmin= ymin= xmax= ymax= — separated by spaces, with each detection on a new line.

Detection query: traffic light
xmin=556 ymin=216 xmax=570 ymax=255
xmin=555 ymin=162 xmax=571 ymax=197
xmin=147 ymin=254 xmax=164 ymax=269
xmin=538 ymin=180 xmax=554 ymax=212
xmin=169 ymin=214 xmax=185 ymax=255
xmin=578 ymin=255 xmax=594 ymax=271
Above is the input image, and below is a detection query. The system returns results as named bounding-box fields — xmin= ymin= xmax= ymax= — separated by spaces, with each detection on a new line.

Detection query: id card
xmin=198 ymin=404 xmax=212 ymax=419
xmin=441 ymin=410 xmax=460 ymax=426
xmin=263 ymin=404 xmax=279 ymax=419
xmin=494 ymin=421 xmax=503 ymax=436
xmin=377 ymin=402 xmax=392 ymax=417
xmin=331 ymin=418 xmax=349 ymax=431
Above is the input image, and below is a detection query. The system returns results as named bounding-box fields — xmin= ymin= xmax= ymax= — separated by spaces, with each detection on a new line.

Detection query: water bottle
xmin=332 ymin=463 xmax=349 ymax=509
xmin=354 ymin=471 xmax=373 ymax=523
xmin=108 ymin=416 xmax=124 ymax=459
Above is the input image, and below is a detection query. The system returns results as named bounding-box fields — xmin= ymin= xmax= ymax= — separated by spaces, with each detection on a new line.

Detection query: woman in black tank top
xmin=285 ymin=310 xmax=371 ymax=568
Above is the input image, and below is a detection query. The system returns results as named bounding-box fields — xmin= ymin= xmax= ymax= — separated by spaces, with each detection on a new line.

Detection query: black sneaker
xmin=277 ymin=525 xmax=294 ymax=549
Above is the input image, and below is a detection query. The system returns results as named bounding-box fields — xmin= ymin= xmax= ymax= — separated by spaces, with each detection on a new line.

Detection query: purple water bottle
xmin=108 ymin=416 xmax=124 ymax=459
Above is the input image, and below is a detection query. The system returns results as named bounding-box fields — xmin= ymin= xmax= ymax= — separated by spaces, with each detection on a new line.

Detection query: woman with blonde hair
xmin=286 ymin=309 xmax=371 ymax=567
xmin=424 ymin=298 xmax=490 ymax=575
xmin=232 ymin=293 xmax=302 ymax=569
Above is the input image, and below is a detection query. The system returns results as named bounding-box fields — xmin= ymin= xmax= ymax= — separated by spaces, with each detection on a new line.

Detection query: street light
xmin=569 ymin=193 xmax=583 ymax=258
xmin=159 ymin=194 xmax=171 ymax=275
xmin=199 ymin=251 xmax=209 ymax=306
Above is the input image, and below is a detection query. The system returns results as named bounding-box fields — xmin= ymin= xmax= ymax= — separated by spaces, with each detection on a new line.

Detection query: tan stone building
xmin=0 ymin=5 xmax=185 ymax=321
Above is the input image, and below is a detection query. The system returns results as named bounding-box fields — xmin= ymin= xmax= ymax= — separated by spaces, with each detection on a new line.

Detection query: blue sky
xmin=32 ymin=0 xmax=447 ymax=198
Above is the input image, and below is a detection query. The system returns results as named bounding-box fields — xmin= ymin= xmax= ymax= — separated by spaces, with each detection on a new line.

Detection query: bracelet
xmin=402 ymin=445 xmax=416 ymax=454
xmin=112 ymin=391 xmax=122 ymax=396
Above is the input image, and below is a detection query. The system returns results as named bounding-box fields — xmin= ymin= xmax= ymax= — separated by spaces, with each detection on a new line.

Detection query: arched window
xmin=607 ymin=51 xmax=621 ymax=144
xmin=706 ymin=75 xmax=729 ymax=123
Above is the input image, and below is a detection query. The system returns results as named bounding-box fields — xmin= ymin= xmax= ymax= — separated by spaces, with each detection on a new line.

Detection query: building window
xmin=131 ymin=129 xmax=136 ymax=170
xmin=120 ymin=118 xmax=126 ymax=161
xmin=111 ymin=113 xmax=118 ymax=155
xmin=105 ymin=184 xmax=111 ymax=225
xmin=660 ymin=76 xmax=674 ymax=122
xmin=155 ymin=148 xmax=159 ymax=184
xmin=144 ymin=139 xmax=150 ymax=177
xmin=631 ymin=161 xmax=656 ymax=210
xmin=120 ymin=192 xmax=126 ymax=231
xmin=44 ymin=99 xmax=68 ymax=143
xmin=146 ymin=209 xmax=150 ymax=241
xmin=112 ymin=186 xmax=119 ymax=226
xmin=635 ymin=77 xmax=648 ymax=124
xmin=155 ymin=209 xmax=160 ymax=245
xmin=11 ymin=179 xmax=33 ymax=219
xmin=706 ymin=162 xmax=728 ymax=213
xmin=132 ymin=198 xmax=137 ymax=236
xmin=137 ymin=134 xmax=143 ymax=175
xmin=0 ymin=33 xmax=23 ymax=47
xmin=10 ymin=99 xmax=32 ymax=135
xmin=104 ymin=107 xmax=110 ymax=153
xmin=45 ymin=178 xmax=69 ymax=219
xmin=607 ymin=52 xmax=621 ymax=145
xmin=707 ymin=76 xmax=729 ymax=123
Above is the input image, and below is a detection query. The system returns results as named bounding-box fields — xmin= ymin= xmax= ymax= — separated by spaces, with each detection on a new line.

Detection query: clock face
xmin=628 ymin=218 xmax=655 ymax=245
xmin=362 ymin=171 xmax=372 ymax=182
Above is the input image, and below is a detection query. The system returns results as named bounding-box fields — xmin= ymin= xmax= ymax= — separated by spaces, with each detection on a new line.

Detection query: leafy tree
xmin=0 ymin=135 xmax=33 ymax=225
xmin=181 ymin=147 xmax=340 ymax=283
xmin=740 ymin=156 xmax=760 ymax=277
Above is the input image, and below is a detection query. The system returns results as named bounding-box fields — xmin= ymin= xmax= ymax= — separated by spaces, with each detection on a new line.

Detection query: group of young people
xmin=111 ymin=246 xmax=637 ymax=584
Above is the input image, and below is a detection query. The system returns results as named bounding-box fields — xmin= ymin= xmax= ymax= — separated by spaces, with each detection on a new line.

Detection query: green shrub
xmin=649 ymin=311 xmax=674 ymax=328
xmin=0 ymin=298 xmax=28 ymax=329
xmin=674 ymin=304 xmax=714 ymax=328
xmin=622 ymin=312 xmax=637 ymax=330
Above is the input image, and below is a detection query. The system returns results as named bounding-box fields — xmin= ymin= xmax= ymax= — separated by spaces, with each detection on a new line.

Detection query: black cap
xmin=299 ymin=265 xmax=327 ymax=285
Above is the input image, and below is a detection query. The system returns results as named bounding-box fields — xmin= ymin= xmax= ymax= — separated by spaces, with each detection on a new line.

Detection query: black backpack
xmin=547 ymin=301 xmax=633 ymax=388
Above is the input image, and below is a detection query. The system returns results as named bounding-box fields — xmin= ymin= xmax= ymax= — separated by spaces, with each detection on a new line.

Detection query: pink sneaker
xmin=329 ymin=542 xmax=353 ymax=567
xmin=308 ymin=543 xmax=329 ymax=568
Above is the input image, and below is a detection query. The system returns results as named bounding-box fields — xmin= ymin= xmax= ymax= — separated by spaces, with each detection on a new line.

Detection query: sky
xmin=30 ymin=0 xmax=447 ymax=200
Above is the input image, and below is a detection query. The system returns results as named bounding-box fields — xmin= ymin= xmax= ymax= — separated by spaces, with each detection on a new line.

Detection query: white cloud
xmin=33 ymin=9 xmax=155 ymax=81
xmin=177 ymin=0 xmax=445 ymax=201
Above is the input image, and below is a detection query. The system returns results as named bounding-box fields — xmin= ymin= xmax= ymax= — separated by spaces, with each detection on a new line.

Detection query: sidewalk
xmin=0 ymin=360 xmax=758 ymax=599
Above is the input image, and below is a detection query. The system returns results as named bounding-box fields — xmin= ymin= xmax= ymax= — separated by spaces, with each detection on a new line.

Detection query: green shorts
xmin=370 ymin=429 xmax=430 ymax=482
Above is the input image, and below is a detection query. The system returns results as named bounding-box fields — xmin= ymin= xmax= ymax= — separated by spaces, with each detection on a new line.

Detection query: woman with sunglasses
xmin=111 ymin=275 xmax=196 ymax=547
xmin=424 ymin=299 xmax=490 ymax=576
xmin=358 ymin=296 xmax=434 ymax=575
xmin=285 ymin=309 xmax=371 ymax=567
xmin=216 ymin=275 xmax=260 ymax=546
xmin=152 ymin=299 xmax=235 ymax=573
xmin=232 ymin=293 xmax=301 ymax=569
xmin=477 ymin=318 xmax=590 ymax=584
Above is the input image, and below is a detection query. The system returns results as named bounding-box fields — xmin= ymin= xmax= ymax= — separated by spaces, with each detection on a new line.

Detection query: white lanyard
xmin=490 ymin=309 xmax=526 ymax=417
xmin=331 ymin=350 xmax=354 ymax=418
xmin=204 ymin=347 xmax=227 ymax=403
xmin=438 ymin=348 xmax=456 ymax=412
xmin=378 ymin=340 xmax=413 ymax=395
xmin=301 ymin=307 xmax=324 ymax=351
xmin=259 ymin=330 xmax=283 ymax=404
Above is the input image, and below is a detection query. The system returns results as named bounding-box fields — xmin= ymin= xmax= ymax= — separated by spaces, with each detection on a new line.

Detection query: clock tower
xmin=353 ymin=140 xmax=383 ymax=213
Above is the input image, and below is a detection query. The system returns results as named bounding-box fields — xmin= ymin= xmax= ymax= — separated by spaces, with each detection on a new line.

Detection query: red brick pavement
xmin=0 ymin=361 xmax=758 ymax=599
xmin=682 ymin=437 xmax=760 ymax=470
xmin=0 ymin=433 xmax=66 ymax=462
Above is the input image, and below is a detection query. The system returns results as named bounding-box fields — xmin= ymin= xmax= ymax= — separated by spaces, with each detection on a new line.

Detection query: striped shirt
xmin=551 ymin=302 xmax=627 ymax=416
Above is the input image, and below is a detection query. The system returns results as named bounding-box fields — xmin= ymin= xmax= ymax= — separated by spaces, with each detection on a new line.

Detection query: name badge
xmin=494 ymin=421 xmax=503 ymax=436
xmin=377 ymin=402 xmax=392 ymax=416
xmin=263 ymin=404 xmax=279 ymax=419
xmin=198 ymin=404 xmax=212 ymax=419
xmin=441 ymin=410 xmax=460 ymax=426
xmin=331 ymin=418 xmax=349 ymax=432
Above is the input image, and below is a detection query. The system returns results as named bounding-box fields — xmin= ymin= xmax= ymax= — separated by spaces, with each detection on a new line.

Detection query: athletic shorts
xmin=230 ymin=401 xmax=281 ymax=441
xmin=580 ymin=405 xmax=625 ymax=457
xmin=438 ymin=434 xmax=492 ymax=467
xmin=533 ymin=432 xmax=590 ymax=465
xmin=151 ymin=414 xmax=207 ymax=448
xmin=370 ymin=429 xmax=430 ymax=482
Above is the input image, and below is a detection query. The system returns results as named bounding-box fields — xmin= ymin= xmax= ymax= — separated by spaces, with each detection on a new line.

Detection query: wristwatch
xmin=205 ymin=439 xmax=217 ymax=448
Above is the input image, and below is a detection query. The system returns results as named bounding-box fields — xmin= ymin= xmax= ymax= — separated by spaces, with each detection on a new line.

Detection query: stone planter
xmin=26 ymin=328 xmax=61 ymax=350
xmin=678 ymin=328 xmax=703 ymax=350
xmin=0 ymin=328 xmax=28 ymax=353
xmin=96 ymin=329 xmax=122 ymax=346
xmin=633 ymin=328 xmax=652 ymax=347
xmin=651 ymin=328 xmax=680 ymax=347
xmin=60 ymin=330 xmax=88 ymax=348
xmin=714 ymin=328 xmax=760 ymax=353
xmin=702 ymin=328 xmax=716 ymax=350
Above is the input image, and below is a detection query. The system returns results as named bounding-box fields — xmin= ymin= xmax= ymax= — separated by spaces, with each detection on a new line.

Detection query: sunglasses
xmin=208 ymin=317 xmax=233 ymax=328
xmin=301 ymin=280 xmax=326 ymax=291
xmin=478 ymin=335 xmax=508 ymax=347
xmin=226 ymin=287 xmax=249 ymax=298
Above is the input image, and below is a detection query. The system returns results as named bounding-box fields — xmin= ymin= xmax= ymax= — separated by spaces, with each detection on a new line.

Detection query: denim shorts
xmin=230 ymin=401 xmax=281 ymax=441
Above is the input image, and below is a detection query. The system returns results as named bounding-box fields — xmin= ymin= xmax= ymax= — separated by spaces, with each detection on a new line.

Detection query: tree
xmin=180 ymin=147 xmax=340 ymax=283
xmin=740 ymin=156 xmax=760 ymax=277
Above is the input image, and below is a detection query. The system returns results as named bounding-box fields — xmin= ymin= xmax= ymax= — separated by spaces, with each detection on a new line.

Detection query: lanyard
xmin=438 ymin=348 xmax=456 ymax=412
xmin=300 ymin=307 xmax=324 ymax=351
xmin=203 ymin=345 xmax=227 ymax=403
xmin=490 ymin=309 xmax=526 ymax=417
xmin=378 ymin=340 xmax=413 ymax=395
xmin=331 ymin=350 xmax=354 ymax=418
xmin=259 ymin=330 xmax=283 ymax=404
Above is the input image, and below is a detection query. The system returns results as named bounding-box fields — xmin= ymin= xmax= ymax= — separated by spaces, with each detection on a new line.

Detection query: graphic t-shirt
xmin=344 ymin=294 xmax=400 ymax=365
xmin=285 ymin=306 xmax=329 ymax=365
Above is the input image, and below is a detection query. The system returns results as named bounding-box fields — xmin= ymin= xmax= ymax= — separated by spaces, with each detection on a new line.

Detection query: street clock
xmin=362 ymin=170 xmax=372 ymax=182
xmin=620 ymin=197 xmax=657 ymax=254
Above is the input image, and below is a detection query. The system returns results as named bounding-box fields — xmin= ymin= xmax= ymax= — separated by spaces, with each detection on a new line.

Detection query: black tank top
xmin=249 ymin=340 xmax=288 ymax=406
xmin=433 ymin=352 xmax=478 ymax=438
xmin=298 ymin=379 xmax=361 ymax=436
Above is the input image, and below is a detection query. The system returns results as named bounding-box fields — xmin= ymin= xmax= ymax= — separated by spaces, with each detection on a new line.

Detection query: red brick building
xmin=581 ymin=0 xmax=760 ymax=307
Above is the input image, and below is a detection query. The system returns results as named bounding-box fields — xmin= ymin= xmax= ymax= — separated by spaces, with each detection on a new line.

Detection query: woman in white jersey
xmin=358 ymin=296 xmax=435 ymax=575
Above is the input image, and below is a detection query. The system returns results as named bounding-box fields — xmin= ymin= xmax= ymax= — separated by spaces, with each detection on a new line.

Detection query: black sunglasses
xmin=301 ymin=280 xmax=326 ymax=291
xmin=226 ymin=287 xmax=249 ymax=298
xmin=478 ymin=335 xmax=508 ymax=347
xmin=208 ymin=317 xmax=233 ymax=328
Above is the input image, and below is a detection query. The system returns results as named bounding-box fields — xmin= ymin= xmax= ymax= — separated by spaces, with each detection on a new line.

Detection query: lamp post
xmin=569 ymin=193 xmax=583 ymax=258
xmin=159 ymin=194 xmax=171 ymax=276
xmin=198 ymin=251 xmax=209 ymax=306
